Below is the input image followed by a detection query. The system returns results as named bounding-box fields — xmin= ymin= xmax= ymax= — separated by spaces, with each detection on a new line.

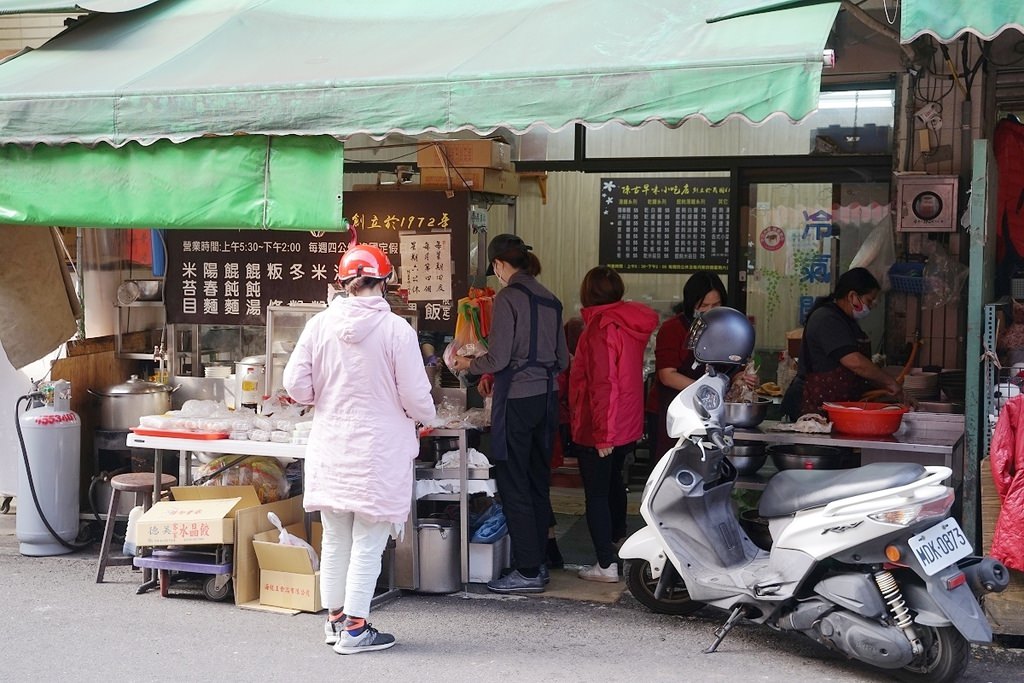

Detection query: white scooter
xmin=619 ymin=307 xmax=1008 ymax=683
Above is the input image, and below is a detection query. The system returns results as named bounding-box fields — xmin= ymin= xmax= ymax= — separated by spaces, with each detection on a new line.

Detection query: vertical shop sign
xmin=164 ymin=231 xmax=344 ymax=325
xmin=598 ymin=177 xmax=731 ymax=273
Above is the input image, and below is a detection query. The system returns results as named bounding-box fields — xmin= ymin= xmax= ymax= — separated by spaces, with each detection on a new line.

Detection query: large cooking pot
xmin=89 ymin=375 xmax=176 ymax=430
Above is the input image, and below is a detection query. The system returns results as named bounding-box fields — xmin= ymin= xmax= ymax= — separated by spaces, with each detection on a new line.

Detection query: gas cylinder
xmin=16 ymin=379 xmax=81 ymax=556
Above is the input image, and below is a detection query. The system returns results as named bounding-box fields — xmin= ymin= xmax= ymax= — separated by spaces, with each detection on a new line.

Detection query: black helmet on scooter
xmin=688 ymin=306 xmax=754 ymax=366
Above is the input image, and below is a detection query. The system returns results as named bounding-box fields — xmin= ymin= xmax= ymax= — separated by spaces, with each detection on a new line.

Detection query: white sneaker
xmin=333 ymin=623 xmax=396 ymax=655
xmin=578 ymin=562 xmax=619 ymax=583
xmin=324 ymin=616 xmax=345 ymax=645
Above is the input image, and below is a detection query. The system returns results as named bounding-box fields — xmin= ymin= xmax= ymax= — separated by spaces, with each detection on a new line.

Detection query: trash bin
xmin=416 ymin=518 xmax=460 ymax=594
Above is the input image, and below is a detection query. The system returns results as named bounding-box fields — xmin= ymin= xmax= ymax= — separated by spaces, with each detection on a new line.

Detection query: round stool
xmin=95 ymin=472 xmax=176 ymax=584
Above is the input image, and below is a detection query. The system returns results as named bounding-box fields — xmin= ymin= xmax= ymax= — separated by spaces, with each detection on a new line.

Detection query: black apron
xmin=490 ymin=282 xmax=562 ymax=461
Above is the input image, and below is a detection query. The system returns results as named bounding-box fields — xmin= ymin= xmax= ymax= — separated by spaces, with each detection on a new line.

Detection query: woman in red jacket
xmin=569 ymin=266 xmax=658 ymax=582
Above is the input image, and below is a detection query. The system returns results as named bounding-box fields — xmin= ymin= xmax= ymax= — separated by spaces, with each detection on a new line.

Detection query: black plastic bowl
xmin=767 ymin=444 xmax=859 ymax=471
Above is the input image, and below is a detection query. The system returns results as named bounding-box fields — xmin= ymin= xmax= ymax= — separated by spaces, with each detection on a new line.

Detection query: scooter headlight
xmin=868 ymin=489 xmax=954 ymax=526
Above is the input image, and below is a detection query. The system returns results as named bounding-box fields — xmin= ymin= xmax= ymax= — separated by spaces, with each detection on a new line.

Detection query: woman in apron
xmin=451 ymin=234 xmax=569 ymax=594
xmin=781 ymin=267 xmax=902 ymax=420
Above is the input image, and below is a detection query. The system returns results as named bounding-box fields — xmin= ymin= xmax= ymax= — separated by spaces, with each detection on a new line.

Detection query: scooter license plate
xmin=908 ymin=519 xmax=972 ymax=576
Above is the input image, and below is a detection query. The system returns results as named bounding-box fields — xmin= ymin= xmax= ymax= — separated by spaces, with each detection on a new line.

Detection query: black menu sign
xmin=344 ymin=190 xmax=469 ymax=333
xmin=164 ymin=191 xmax=469 ymax=333
xmin=164 ymin=230 xmax=345 ymax=325
xmin=598 ymin=177 xmax=731 ymax=273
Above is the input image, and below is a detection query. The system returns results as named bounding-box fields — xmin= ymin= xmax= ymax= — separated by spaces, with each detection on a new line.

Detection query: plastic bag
xmin=849 ymin=218 xmax=897 ymax=291
xmin=267 ymin=511 xmax=319 ymax=571
xmin=470 ymin=503 xmax=507 ymax=543
xmin=443 ymin=287 xmax=495 ymax=373
xmin=196 ymin=455 xmax=289 ymax=504
xmin=921 ymin=240 xmax=968 ymax=309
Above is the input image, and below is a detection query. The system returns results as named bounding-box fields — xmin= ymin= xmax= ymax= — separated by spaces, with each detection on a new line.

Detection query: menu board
xmin=164 ymin=230 xmax=345 ymax=325
xmin=163 ymin=192 xmax=469 ymax=332
xmin=598 ymin=178 xmax=731 ymax=273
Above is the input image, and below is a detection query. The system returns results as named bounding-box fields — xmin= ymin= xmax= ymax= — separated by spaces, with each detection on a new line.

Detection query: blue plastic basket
xmin=888 ymin=262 xmax=925 ymax=295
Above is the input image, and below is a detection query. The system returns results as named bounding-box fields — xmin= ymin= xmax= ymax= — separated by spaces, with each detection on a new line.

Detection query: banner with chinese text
xmin=164 ymin=231 xmax=345 ymax=325
xmin=598 ymin=177 xmax=731 ymax=273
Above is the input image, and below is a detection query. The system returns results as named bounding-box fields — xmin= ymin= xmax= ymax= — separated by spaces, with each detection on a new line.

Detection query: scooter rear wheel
xmin=893 ymin=625 xmax=969 ymax=683
xmin=625 ymin=559 xmax=704 ymax=616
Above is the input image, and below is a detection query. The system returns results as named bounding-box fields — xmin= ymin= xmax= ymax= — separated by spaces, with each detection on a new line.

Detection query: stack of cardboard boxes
xmin=417 ymin=139 xmax=519 ymax=195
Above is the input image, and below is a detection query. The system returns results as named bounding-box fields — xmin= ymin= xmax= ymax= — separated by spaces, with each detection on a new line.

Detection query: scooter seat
xmin=759 ymin=462 xmax=928 ymax=518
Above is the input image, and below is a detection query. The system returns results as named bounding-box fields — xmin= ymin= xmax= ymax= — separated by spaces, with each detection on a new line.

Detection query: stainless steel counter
xmin=731 ymin=412 xmax=966 ymax=490
xmin=734 ymin=413 xmax=965 ymax=457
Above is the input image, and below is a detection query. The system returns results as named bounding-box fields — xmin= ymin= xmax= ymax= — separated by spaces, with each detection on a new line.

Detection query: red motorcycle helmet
xmin=338 ymin=244 xmax=394 ymax=283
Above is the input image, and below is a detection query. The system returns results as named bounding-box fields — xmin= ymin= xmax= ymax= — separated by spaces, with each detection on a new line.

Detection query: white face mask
xmin=851 ymin=296 xmax=871 ymax=320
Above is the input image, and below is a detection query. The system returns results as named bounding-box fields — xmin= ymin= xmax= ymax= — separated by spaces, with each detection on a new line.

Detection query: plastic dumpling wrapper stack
xmin=197 ymin=455 xmax=289 ymax=504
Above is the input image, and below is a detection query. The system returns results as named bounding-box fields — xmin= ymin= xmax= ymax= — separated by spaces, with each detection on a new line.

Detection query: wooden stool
xmin=95 ymin=472 xmax=176 ymax=583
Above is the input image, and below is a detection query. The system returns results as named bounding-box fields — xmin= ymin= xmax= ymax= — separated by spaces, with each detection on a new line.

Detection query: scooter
xmin=619 ymin=307 xmax=1009 ymax=683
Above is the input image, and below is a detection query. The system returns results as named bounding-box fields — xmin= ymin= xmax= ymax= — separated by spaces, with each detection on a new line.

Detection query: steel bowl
xmin=722 ymin=399 xmax=771 ymax=428
xmin=727 ymin=441 xmax=767 ymax=475
xmin=767 ymin=444 xmax=859 ymax=471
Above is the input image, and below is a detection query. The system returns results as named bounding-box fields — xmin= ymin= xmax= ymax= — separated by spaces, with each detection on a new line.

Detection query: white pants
xmin=319 ymin=509 xmax=393 ymax=618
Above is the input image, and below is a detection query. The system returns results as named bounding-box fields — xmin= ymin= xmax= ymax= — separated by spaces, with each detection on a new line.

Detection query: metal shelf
xmin=116 ymin=352 xmax=158 ymax=361
xmin=116 ymin=301 xmax=165 ymax=308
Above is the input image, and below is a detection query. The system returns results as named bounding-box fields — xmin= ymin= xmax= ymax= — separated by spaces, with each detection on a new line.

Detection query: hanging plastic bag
xmin=849 ymin=218 xmax=897 ymax=291
xmin=921 ymin=240 xmax=968 ymax=309
xmin=267 ymin=511 xmax=319 ymax=571
xmin=443 ymin=287 xmax=495 ymax=373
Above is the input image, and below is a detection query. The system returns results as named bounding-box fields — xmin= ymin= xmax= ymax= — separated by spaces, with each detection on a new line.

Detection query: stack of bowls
xmin=204 ymin=365 xmax=232 ymax=379
xmin=937 ymin=369 xmax=966 ymax=402
xmin=903 ymin=369 xmax=939 ymax=402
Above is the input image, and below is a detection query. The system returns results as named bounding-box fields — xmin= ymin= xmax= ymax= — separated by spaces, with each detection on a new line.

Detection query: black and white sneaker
xmin=333 ymin=624 xmax=396 ymax=654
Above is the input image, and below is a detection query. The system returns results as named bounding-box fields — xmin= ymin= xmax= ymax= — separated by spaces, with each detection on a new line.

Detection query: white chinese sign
xmin=399 ymin=232 xmax=452 ymax=302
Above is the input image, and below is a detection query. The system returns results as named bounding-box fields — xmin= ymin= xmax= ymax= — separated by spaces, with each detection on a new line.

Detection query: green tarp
xmin=0 ymin=135 xmax=346 ymax=229
xmin=0 ymin=0 xmax=841 ymax=146
xmin=901 ymin=0 xmax=1024 ymax=43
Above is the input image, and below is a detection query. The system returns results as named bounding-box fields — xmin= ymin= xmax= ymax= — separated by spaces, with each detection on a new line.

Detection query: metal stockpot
xmin=89 ymin=375 xmax=175 ymax=430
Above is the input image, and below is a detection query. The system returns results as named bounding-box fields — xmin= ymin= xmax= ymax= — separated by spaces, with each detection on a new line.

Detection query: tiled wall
xmin=0 ymin=13 xmax=73 ymax=55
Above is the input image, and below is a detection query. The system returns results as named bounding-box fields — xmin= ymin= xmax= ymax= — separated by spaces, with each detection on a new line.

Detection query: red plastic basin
xmin=822 ymin=401 xmax=909 ymax=437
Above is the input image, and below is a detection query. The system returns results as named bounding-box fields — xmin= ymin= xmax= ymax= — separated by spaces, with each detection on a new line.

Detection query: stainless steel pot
xmin=727 ymin=441 xmax=767 ymax=475
xmin=89 ymin=375 xmax=176 ymax=430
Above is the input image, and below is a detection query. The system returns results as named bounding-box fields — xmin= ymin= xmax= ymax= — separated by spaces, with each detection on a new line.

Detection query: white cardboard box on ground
xmin=469 ymin=534 xmax=510 ymax=583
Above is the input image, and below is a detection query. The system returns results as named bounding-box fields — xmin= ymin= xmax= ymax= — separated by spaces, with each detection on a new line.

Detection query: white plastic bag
xmin=267 ymin=511 xmax=319 ymax=571
xmin=849 ymin=218 xmax=896 ymax=291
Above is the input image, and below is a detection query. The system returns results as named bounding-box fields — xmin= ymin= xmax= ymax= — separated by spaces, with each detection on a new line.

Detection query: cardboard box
xmin=134 ymin=485 xmax=309 ymax=610
xmin=469 ymin=535 xmax=510 ymax=583
xmin=419 ymin=167 xmax=519 ymax=196
xmin=417 ymin=139 xmax=512 ymax=170
xmin=134 ymin=486 xmax=262 ymax=547
xmin=253 ymin=522 xmax=323 ymax=613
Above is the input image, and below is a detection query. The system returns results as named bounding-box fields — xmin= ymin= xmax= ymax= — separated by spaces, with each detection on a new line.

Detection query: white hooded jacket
xmin=283 ymin=295 xmax=436 ymax=523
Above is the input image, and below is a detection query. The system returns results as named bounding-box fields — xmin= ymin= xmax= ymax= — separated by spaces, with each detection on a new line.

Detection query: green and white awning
xmin=901 ymin=0 xmax=1024 ymax=43
xmin=0 ymin=0 xmax=841 ymax=147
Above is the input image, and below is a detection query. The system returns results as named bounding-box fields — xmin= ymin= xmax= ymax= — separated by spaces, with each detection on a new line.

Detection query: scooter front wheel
xmin=893 ymin=625 xmax=969 ymax=683
xmin=625 ymin=559 xmax=704 ymax=616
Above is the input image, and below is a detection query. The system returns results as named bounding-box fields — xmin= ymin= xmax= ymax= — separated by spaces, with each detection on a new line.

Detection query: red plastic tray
xmin=131 ymin=427 xmax=229 ymax=440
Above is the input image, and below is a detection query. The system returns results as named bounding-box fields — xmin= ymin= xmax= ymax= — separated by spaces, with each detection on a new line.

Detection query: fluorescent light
xmin=818 ymin=90 xmax=894 ymax=110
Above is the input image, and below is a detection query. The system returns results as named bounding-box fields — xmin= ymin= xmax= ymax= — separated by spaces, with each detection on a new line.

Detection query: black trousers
xmin=493 ymin=393 xmax=553 ymax=571
xmin=576 ymin=444 xmax=630 ymax=567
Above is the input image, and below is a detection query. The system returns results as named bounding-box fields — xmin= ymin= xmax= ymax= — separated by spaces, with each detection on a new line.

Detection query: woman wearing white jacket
xmin=283 ymin=244 xmax=435 ymax=655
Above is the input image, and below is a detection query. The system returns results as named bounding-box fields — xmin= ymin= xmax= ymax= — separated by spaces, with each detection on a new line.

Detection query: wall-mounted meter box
xmin=896 ymin=175 xmax=959 ymax=232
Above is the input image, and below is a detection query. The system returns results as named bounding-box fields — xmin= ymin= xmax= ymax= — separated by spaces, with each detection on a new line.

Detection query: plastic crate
xmin=888 ymin=262 xmax=925 ymax=295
